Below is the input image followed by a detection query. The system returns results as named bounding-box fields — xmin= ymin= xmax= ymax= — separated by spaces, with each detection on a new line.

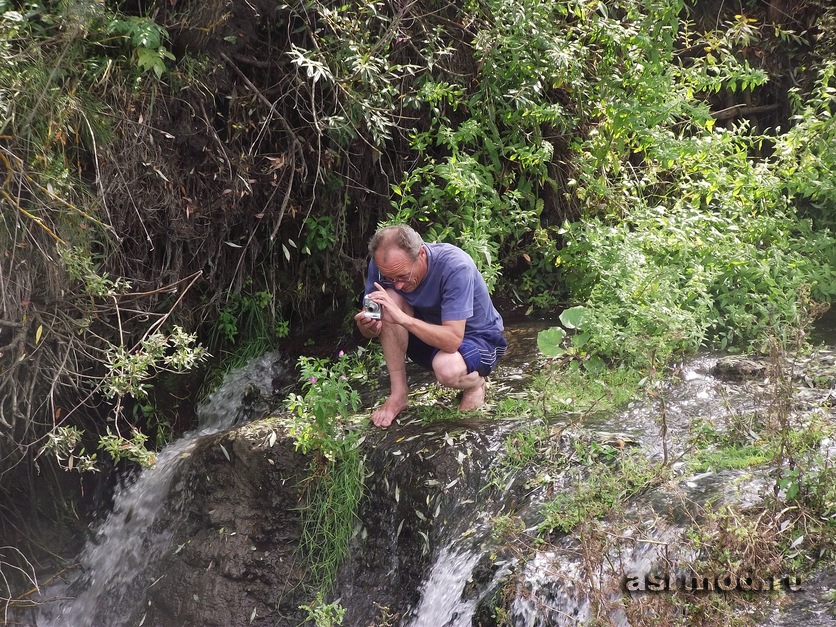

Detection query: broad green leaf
xmin=559 ymin=306 xmax=589 ymax=330
xmin=537 ymin=327 xmax=565 ymax=357
xmin=572 ymin=331 xmax=591 ymax=348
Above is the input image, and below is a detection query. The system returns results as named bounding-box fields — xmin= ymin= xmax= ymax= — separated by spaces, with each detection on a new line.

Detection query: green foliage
xmin=775 ymin=415 xmax=836 ymax=518
xmin=774 ymin=60 xmax=836 ymax=229
xmin=490 ymin=513 xmax=526 ymax=543
xmin=300 ymin=442 xmax=365 ymax=592
xmin=285 ymin=0 xmax=421 ymax=147
xmin=492 ymin=396 xmax=536 ymax=419
xmin=42 ymin=421 xmax=161 ymax=471
xmin=503 ymin=421 xmax=551 ymax=468
xmin=487 ymin=420 xmax=557 ymax=491
xmin=303 ymin=216 xmax=338 ymax=253
xmin=85 ymin=327 xmax=206 ymax=469
xmin=551 ymin=5 xmax=836 ymax=366
xmin=103 ymin=327 xmax=208 ymax=400
xmin=537 ymin=306 xmax=591 ymax=359
xmin=283 ymin=0 xmax=835 ymax=345
xmin=285 ymin=352 xmax=364 ymax=460
xmin=690 ymin=444 xmax=773 ymax=473
xmin=57 ymin=245 xmax=132 ymax=297
xmin=387 ymin=0 xmax=583 ymax=294
xmin=531 ymin=359 xmax=642 ymax=415
xmin=0 ymin=2 xmax=192 ymax=486
xmin=133 ymin=400 xmax=174 ymax=450
xmin=212 ymin=287 xmax=280 ymax=347
xmin=41 ymin=425 xmax=98 ymax=472
xmin=98 ymin=428 xmax=157 ymax=467
xmin=299 ymin=591 xmax=346 ymax=627
xmin=282 ymin=351 xmax=369 ymax=594
xmin=559 ymin=167 xmax=835 ymax=365
xmin=107 ymin=16 xmax=175 ymax=78
xmin=688 ymin=404 xmax=836 ymax=519
xmin=538 ymin=445 xmax=661 ymax=535
xmin=410 ymin=403 xmax=460 ymax=424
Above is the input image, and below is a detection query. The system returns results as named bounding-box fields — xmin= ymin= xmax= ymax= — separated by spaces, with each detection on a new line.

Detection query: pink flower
xmin=341 ymin=375 xmax=347 ymax=381
xmin=338 ymin=350 xmax=345 ymax=357
xmin=309 ymin=376 xmax=317 ymax=383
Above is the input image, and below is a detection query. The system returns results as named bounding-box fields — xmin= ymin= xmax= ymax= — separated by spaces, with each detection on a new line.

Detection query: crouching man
xmin=355 ymin=224 xmax=507 ymax=427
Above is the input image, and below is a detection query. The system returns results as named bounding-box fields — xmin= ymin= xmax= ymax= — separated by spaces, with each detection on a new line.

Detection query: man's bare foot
xmin=459 ymin=378 xmax=486 ymax=411
xmin=371 ymin=395 xmax=408 ymax=428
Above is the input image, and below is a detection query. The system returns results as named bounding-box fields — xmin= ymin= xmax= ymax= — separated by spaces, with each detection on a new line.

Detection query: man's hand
xmin=367 ymin=282 xmax=411 ymax=326
xmin=360 ymin=283 xmax=465 ymax=353
xmin=354 ymin=309 xmax=382 ymax=338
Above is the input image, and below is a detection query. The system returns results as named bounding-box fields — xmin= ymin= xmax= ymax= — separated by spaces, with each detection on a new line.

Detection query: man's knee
xmin=385 ymin=288 xmax=412 ymax=314
xmin=432 ymin=351 xmax=468 ymax=387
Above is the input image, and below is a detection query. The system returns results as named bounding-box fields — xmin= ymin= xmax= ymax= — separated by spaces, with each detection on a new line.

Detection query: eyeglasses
xmin=378 ymin=256 xmax=418 ymax=287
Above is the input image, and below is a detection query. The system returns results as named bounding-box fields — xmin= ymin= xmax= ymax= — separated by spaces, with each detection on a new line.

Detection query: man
xmin=355 ymin=224 xmax=507 ymax=427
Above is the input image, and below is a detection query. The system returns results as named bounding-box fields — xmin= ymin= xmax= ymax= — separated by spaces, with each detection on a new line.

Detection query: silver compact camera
xmin=363 ymin=294 xmax=382 ymax=320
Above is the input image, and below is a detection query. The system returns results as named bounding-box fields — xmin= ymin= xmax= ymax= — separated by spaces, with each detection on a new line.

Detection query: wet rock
xmin=129 ymin=416 xmax=528 ymax=627
xmin=138 ymin=421 xmax=313 ymax=627
xmin=332 ymin=417 xmax=525 ymax=627
xmin=710 ymin=356 xmax=768 ymax=381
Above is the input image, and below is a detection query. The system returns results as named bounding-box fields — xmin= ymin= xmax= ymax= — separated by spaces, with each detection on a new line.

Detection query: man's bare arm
xmin=401 ymin=317 xmax=465 ymax=354
xmin=367 ymin=282 xmax=465 ymax=353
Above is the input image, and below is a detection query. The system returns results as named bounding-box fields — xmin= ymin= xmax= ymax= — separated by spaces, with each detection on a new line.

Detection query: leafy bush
xmin=774 ymin=60 xmax=836 ymax=231
xmin=558 ymin=195 xmax=835 ymax=365
xmin=285 ymin=352 xmax=364 ymax=459
xmin=549 ymin=6 xmax=836 ymax=366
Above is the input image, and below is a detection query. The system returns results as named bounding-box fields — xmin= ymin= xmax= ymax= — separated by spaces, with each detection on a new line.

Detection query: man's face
xmin=375 ymin=246 xmax=424 ymax=293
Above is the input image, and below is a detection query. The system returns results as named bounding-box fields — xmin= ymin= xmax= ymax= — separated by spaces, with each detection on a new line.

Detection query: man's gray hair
xmin=369 ymin=224 xmax=424 ymax=259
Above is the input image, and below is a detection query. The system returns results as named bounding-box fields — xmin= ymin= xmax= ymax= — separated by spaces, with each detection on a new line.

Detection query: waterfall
xmin=39 ymin=352 xmax=286 ymax=626
xmin=24 ymin=332 xmax=833 ymax=626
xmin=400 ymin=471 xmax=520 ymax=627
xmin=408 ymin=544 xmax=483 ymax=627
xmin=407 ymin=538 xmax=513 ymax=627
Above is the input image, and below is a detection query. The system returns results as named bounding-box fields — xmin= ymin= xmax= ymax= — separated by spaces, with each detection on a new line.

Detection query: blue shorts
xmin=407 ymin=331 xmax=508 ymax=377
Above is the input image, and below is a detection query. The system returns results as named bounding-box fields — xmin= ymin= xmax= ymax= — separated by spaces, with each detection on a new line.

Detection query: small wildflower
xmin=309 ymin=376 xmax=317 ymax=383
xmin=338 ymin=350 xmax=345 ymax=358
xmin=341 ymin=375 xmax=348 ymax=381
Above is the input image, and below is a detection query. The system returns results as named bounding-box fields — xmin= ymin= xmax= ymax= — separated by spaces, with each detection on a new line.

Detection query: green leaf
xmin=136 ymin=47 xmax=162 ymax=76
xmin=559 ymin=306 xmax=589 ymax=330
xmin=583 ymin=356 xmax=606 ymax=375
xmin=572 ymin=331 xmax=591 ymax=348
xmin=537 ymin=327 xmax=565 ymax=357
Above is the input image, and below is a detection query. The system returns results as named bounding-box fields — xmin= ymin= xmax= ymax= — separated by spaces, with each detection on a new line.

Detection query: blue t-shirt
xmin=364 ymin=243 xmax=504 ymax=338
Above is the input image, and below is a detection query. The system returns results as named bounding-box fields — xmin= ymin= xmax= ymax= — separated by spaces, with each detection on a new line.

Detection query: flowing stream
xmin=38 ymin=352 xmax=286 ymax=627
xmin=387 ymin=318 xmax=836 ymax=626
xmin=23 ymin=315 xmax=836 ymax=626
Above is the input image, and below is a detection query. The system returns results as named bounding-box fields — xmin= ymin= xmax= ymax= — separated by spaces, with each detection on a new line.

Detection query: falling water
xmin=24 ymin=317 xmax=835 ymax=626
xmin=394 ymin=348 xmax=831 ymax=627
xmin=408 ymin=544 xmax=483 ymax=627
xmin=39 ymin=352 xmax=286 ymax=626
xmin=399 ymin=428 xmax=517 ymax=627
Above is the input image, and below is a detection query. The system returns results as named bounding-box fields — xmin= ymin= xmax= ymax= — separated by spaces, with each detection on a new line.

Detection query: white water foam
xmin=408 ymin=544 xmax=483 ymax=627
xmin=39 ymin=351 xmax=285 ymax=626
